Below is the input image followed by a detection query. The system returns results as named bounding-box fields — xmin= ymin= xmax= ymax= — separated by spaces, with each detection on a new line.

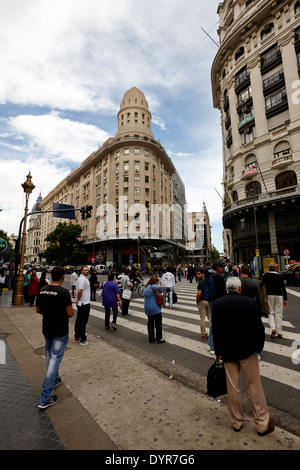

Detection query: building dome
xmin=115 ymin=87 xmax=154 ymax=139
xmin=31 ymin=193 xmax=42 ymax=213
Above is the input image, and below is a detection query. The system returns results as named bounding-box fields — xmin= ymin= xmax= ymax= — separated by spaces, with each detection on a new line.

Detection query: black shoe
xmin=38 ymin=395 xmax=57 ymax=410
xmin=257 ymin=420 xmax=275 ymax=436
xmin=55 ymin=378 xmax=62 ymax=388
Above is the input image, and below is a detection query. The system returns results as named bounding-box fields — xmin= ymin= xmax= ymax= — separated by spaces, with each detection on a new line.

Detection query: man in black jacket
xmin=212 ymin=277 xmax=274 ymax=436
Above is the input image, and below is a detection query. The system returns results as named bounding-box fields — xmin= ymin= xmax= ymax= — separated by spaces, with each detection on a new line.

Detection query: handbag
xmin=151 ymin=286 xmax=164 ymax=307
xmin=173 ymin=291 xmax=178 ymax=304
xmin=207 ymin=359 xmax=227 ymax=398
xmin=122 ymin=289 xmax=131 ymax=300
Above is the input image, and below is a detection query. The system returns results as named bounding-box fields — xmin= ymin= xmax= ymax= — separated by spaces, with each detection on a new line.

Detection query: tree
xmin=43 ymin=223 xmax=87 ymax=265
xmin=212 ymin=245 xmax=220 ymax=260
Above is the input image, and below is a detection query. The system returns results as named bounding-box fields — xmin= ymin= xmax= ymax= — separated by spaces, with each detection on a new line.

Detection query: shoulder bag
xmin=151 ymin=286 xmax=164 ymax=307
xmin=207 ymin=358 xmax=227 ymax=398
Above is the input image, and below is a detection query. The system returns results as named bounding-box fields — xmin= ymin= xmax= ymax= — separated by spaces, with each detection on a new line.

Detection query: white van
xmin=95 ymin=264 xmax=107 ymax=274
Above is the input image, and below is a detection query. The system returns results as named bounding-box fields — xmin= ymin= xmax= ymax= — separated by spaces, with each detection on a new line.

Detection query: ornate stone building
xmin=211 ymin=0 xmax=300 ymax=272
xmin=40 ymin=88 xmax=192 ymax=266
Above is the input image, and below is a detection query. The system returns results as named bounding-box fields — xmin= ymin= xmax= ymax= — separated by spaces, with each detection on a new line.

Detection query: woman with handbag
xmin=143 ymin=276 xmax=165 ymax=344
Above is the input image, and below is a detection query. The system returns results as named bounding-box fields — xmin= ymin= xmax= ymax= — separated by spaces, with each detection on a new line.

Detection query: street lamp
xmin=13 ymin=172 xmax=35 ymax=305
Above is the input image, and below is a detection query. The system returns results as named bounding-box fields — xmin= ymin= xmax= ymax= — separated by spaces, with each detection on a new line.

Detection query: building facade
xmin=211 ymin=0 xmax=300 ymax=272
xmin=25 ymin=193 xmax=42 ymax=264
xmin=39 ymin=87 xmax=205 ymax=267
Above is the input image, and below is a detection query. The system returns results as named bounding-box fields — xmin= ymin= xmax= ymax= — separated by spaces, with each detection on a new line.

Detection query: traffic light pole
xmin=12 ymin=206 xmax=90 ymax=305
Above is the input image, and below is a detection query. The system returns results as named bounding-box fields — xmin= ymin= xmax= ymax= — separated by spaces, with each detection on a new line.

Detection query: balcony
xmin=238 ymin=114 xmax=255 ymax=133
xmin=242 ymin=164 xmax=257 ymax=179
xmin=272 ymin=153 xmax=293 ymax=169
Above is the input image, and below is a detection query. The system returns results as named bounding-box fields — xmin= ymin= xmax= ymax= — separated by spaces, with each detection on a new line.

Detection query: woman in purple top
xmin=101 ymin=275 xmax=122 ymax=330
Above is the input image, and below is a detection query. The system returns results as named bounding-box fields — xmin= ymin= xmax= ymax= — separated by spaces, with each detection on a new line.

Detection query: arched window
xmin=273 ymin=141 xmax=291 ymax=159
xmin=261 ymin=23 xmax=274 ymax=41
xmin=232 ymin=190 xmax=238 ymax=202
xmin=276 ymin=171 xmax=297 ymax=190
xmin=246 ymin=181 xmax=261 ymax=196
xmin=235 ymin=47 xmax=245 ymax=62
xmin=295 ymin=2 xmax=300 ymax=14
xmin=245 ymin=154 xmax=256 ymax=168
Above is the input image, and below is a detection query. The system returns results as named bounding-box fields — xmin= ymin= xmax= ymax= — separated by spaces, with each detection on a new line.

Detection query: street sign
xmin=255 ymin=249 xmax=260 ymax=256
xmin=0 ymin=238 xmax=8 ymax=253
xmin=53 ymin=203 xmax=76 ymax=219
xmin=283 ymin=249 xmax=290 ymax=256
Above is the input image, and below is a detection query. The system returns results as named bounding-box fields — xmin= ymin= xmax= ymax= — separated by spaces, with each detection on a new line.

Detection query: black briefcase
xmin=207 ymin=359 xmax=227 ymax=398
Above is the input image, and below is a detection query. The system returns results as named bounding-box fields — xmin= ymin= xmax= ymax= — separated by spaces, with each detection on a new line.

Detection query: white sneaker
xmin=210 ymin=350 xmax=215 ymax=355
xmin=80 ymin=340 xmax=92 ymax=345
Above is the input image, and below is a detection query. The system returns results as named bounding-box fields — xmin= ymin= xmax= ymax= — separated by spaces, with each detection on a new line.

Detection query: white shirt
xmin=76 ymin=274 xmax=90 ymax=306
xmin=71 ymin=272 xmax=78 ymax=285
xmin=162 ymin=272 xmax=175 ymax=288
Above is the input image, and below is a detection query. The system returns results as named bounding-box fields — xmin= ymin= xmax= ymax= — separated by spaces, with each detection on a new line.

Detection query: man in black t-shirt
xmin=36 ymin=266 xmax=73 ymax=409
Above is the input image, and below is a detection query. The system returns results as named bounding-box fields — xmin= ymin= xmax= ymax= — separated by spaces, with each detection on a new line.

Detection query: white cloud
xmin=5 ymin=112 xmax=110 ymax=163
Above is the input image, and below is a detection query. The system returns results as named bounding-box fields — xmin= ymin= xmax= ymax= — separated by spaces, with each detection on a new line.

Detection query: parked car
xmin=279 ymin=262 xmax=300 ymax=286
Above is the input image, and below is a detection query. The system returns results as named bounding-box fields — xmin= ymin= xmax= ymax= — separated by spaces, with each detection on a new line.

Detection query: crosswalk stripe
xmin=129 ymin=298 xmax=297 ymax=332
xmin=90 ymin=305 xmax=300 ymax=391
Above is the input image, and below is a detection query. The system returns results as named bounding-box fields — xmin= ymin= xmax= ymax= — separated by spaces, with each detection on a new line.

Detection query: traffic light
xmin=81 ymin=206 xmax=87 ymax=220
xmin=86 ymin=205 xmax=93 ymax=218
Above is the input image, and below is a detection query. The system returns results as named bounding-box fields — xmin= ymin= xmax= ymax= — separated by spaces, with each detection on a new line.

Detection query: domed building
xmin=211 ymin=0 xmax=300 ymax=274
xmin=40 ymin=88 xmax=188 ymax=267
xmin=25 ymin=192 xmax=42 ymax=264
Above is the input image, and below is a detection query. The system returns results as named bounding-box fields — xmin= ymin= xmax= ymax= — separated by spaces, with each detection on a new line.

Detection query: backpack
xmin=202 ymin=273 xmax=216 ymax=302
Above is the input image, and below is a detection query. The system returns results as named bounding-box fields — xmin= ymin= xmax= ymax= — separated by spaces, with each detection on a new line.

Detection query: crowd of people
xmin=33 ymin=259 xmax=288 ymax=437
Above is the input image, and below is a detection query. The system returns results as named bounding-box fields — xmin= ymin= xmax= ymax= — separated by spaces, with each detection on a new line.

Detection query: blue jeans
xmin=39 ymin=334 xmax=69 ymax=405
xmin=163 ymin=287 xmax=173 ymax=308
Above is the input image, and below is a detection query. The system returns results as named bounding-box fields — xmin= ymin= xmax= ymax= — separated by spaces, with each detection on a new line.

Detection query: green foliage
xmin=43 ymin=222 xmax=87 ymax=265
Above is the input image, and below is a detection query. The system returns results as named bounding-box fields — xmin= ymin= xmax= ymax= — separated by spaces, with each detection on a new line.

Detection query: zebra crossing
xmin=89 ymin=281 xmax=300 ymax=391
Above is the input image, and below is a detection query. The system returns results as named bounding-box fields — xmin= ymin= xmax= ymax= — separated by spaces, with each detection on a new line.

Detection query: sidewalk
xmin=0 ymin=289 xmax=299 ymax=451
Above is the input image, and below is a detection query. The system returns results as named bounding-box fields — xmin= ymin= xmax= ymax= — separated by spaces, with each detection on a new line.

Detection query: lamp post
xmin=13 ymin=172 xmax=35 ymax=305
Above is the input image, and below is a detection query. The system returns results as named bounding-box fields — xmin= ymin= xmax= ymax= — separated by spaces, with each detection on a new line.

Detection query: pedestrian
xmin=207 ymin=262 xmax=226 ymax=354
xmin=260 ymin=262 xmax=287 ymax=339
xmin=196 ymin=269 xmax=210 ymax=340
xmin=162 ymin=267 xmax=175 ymax=309
xmin=144 ymin=276 xmax=165 ymax=344
xmin=212 ymin=277 xmax=274 ymax=436
xmin=101 ymin=274 xmax=122 ymax=330
xmin=23 ymin=269 xmax=31 ymax=303
xmin=119 ymin=268 xmax=133 ymax=317
xmin=177 ymin=264 xmax=183 ymax=282
xmin=38 ymin=269 xmax=49 ymax=291
xmin=0 ymin=269 xmax=5 ymax=296
xmin=239 ymin=263 xmax=262 ymax=313
xmin=187 ymin=265 xmax=194 ymax=283
xmin=70 ymin=269 xmax=78 ymax=298
xmin=36 ymin=266 xmax=74 ymax=409
xmin=89 ymin=268 xmax=98 ymax=301
xmin=74 ymin=265 xmax=91 ymax=345
xmin=28 ymin=270 xmax=39 ymax=306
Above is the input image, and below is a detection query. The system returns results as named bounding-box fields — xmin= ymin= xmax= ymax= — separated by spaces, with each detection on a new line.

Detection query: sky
xmin=0 ymin=0 xmax=224 ymax=252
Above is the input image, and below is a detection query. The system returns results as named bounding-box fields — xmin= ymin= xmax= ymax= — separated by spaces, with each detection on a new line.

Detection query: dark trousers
xmin=121 ymin=298 xmax=130 ymax=316
xmin=147 ymin=312 xmax=162 ymax=342
xmin=105 ymin=306 xmax=118 ymax=327
xmin=74 ymin=303 xmax=90 ymax=342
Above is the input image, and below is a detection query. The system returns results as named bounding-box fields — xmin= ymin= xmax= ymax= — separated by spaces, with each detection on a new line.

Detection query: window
xmin=275 ymin=171 xmax=297 ymax=190
xmin=235 ymin=47 xmax=244 ymax=62
xmin=232 ymin=191 xmax=238 ymax=202
xmin=134 ymin=187 xmax=140 ymax=195
xmin=295 ymin=2 xmax=300 ymax=14
xmin=134 ymin=148 xmax=140 ymax=155
xmin=265 ymin=88 xmax=287 ymax=111
xmin=124 ymin=148 xmax=129 ymax=155
xmin=261 ymin=44 xmax=282 ymax=73
xmin=235 ymin=66 xmax=249 ymax=88
xmin=261 ymin=23 xmax=274 ymax=41
xmin=263 ymin=69 xmax=284 ymax=92
xmin=246 ymin=181 xmax=261 ymax=196
xmin=124 ymin=162 xmax=129 ymax=172
xmin=242 ymin=128 xmax=254 ymax=144
xmin=274 ymin=141 xmax=291 ymax=159
xmin=237 ymin=86 xmax=252 ymax=106
xmin=134 ymin=161 xmax=140 ymax=172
